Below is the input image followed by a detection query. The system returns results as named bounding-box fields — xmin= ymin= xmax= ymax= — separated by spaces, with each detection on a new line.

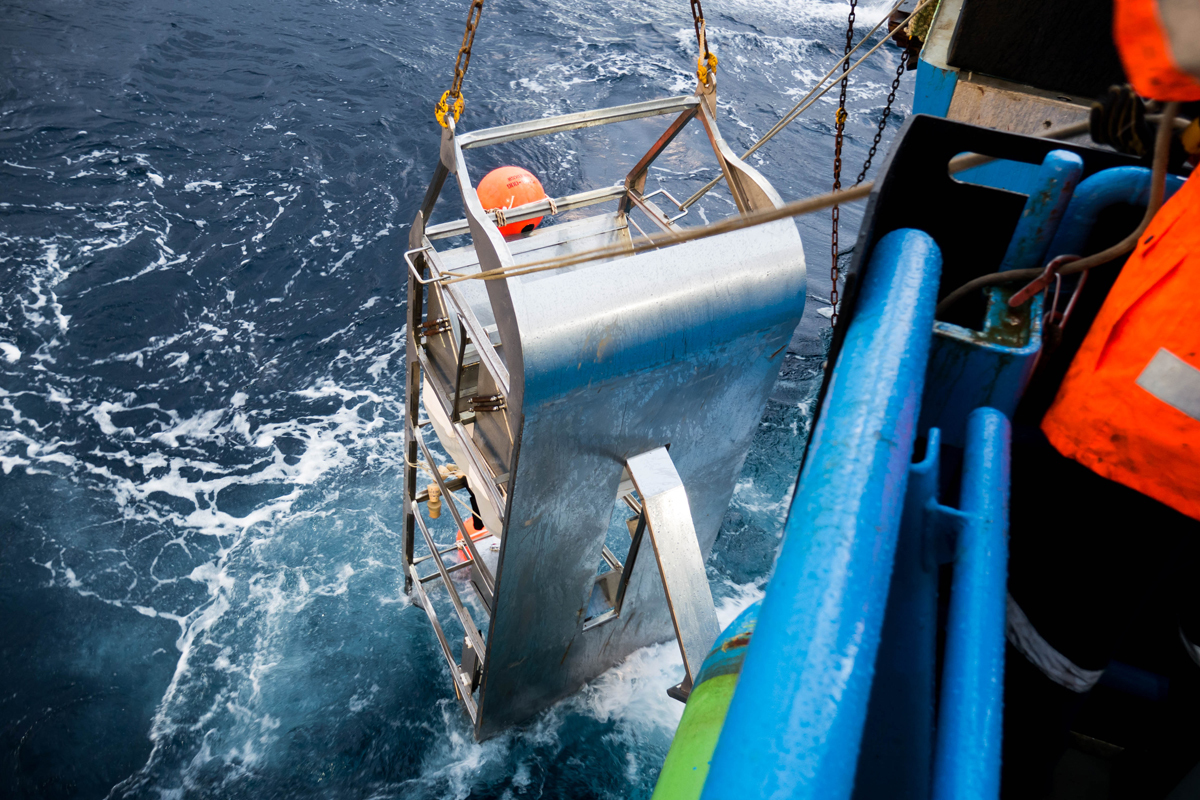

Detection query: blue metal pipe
xmin=1045 ymin=166 xmax=1186 ymax=258
xmin=932 ymin=407 xmax=1011 ymax=800
xmin=851 ymin=428 xmax=943 ymax=800
xmin=700 ymin=229 xmax=943 ymax=800
xmin=997 ymin=150 xmax=1083 ymax=273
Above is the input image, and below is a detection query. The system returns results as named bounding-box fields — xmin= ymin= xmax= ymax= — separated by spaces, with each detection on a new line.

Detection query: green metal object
xmin=652 ymin=601 xmax=760 ymax=800
xmin=652 ymin=674 xmax=738 ymax=800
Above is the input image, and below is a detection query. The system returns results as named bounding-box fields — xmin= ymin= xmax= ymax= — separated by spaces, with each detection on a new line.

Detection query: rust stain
xmin=595 ymin=327 xmax=614 ymax=361
xmin=560 ymin=637 xmax=575 ymax=665
xmin=723 ymin=633 xmax=752 ymax=651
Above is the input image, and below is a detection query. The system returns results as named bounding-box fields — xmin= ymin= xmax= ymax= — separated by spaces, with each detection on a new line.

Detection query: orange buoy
xmin=477 ymin=166 xmax=547 ymax=236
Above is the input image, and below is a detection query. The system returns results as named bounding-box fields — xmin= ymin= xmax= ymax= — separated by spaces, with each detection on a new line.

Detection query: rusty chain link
xmin=436 ymin=0 xmax=486 ymax=127
xmin=854 ymin=49 xmax=909 ymax=186
xmin=829 ymin=0 xmax=857 ymax=327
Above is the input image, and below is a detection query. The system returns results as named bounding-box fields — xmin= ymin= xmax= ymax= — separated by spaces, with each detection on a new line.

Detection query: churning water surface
xmin=0 ymin=0 xmax=912 ymax=796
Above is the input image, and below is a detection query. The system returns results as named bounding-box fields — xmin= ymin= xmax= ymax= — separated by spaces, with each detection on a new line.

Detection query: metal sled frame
xmin=402 ymin=84 xmax=805 ymax=738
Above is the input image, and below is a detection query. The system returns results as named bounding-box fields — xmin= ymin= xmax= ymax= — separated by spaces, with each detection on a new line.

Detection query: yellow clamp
xmin=1183 ymin=117 xmax=1200 ymax=155
xmin=435 ymin=90 xmax=465 ymax=128
xmin=697 ymin=52 xmax=718 ymax=84
xmin=836 ymin=108 xmax=848 ymax=126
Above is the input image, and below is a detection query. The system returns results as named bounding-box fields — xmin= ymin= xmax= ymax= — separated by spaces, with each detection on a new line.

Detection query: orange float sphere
xmin=477 ymin=166 xmax=547 ymax=236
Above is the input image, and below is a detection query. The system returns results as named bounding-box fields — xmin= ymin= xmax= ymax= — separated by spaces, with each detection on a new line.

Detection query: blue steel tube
xmin=996 ymin=150 xmax=1083 ymax=273
xmin=700 ymin=229 xmax=943 ymax=800
xmin=932 ymin=407 xmax=1011 ymax=800
xmin=1044 ymin=166 xmax=1186 ymax=258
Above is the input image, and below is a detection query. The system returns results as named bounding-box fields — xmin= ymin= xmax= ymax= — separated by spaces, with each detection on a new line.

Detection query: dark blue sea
xmin=0 ymin=0 xmax=911 ymax=796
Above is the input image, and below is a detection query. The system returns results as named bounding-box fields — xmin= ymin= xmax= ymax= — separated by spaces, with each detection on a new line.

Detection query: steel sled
xmin=402 ymin=85 xmax=806 ymax=739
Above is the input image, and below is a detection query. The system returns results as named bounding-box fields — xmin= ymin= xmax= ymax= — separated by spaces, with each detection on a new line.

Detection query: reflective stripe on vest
xmin=1137 ymin=348 xmax=1200 ymax=420
xmin=1114 ymin=0 xmax=1200 ymax=101
xmin=1160 ymin=0 xmax=1200 ymax=83
xmin=1042 ymin=173 xmax=1200 ymax=521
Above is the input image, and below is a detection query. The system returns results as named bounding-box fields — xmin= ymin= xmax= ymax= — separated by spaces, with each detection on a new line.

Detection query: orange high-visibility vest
xmin=1113 ymin=0 xmax=1200 ymax=101
xmin=1042 ymin=173 xmax=1200 ymax=520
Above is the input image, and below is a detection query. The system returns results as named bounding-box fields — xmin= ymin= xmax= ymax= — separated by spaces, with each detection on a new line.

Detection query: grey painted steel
xmin=403 ymin=88 xmax=806 ymax=739
xmin=457 ymin=95 xmax=699 ymax=149
xmin=627 ymin=447 xmax=720 ymax=687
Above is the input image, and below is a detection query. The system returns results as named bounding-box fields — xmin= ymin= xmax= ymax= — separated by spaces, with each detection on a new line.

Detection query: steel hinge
xmin=467 ymin=394 xmax=507 ymax=412
xmin=420 ymin=317 xmax=451 ymax=337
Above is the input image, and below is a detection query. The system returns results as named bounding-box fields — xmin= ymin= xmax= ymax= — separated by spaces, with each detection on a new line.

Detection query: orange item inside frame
xmin=477 ymin=166 xmax=547 ymax=236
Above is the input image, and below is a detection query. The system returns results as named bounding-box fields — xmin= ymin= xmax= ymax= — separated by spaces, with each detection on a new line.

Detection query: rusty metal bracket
xmin=420 ymin=317 xmax=452 ymax=337
xmin=467 ymin=394 xmax=507 ymax=412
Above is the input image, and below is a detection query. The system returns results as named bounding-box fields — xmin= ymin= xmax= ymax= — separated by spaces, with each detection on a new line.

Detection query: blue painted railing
xmin=695 ymin=229 xmax=1015 ymax=800
xmin=1045 ymin=165 xmax=1187 ymax=258
xmin=932 ymin=408 xmax=1010 ymax=800
xmin=919 ymin=149 xmax=1081 ymax=448
xmin=700 ymin=228 xmax=944 ymax=800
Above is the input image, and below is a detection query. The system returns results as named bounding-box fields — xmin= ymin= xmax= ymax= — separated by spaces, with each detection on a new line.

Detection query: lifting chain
xmin=854 ymin=49 xmax=909 ymax=186
xmin=691 ymin=0 xmax=718 ymax=85
xmin=829 ymin=0 xmax=857 ymax=328
xmin=436 ymin=0 xmax=486 ymax=127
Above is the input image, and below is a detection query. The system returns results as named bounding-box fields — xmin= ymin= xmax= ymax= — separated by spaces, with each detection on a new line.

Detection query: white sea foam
xmin=184 ymin=180 xmax=223 ymax=192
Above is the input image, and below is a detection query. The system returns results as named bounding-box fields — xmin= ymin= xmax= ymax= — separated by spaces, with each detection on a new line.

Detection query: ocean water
xmin=0 ymin=0 xmax=912 ymax=796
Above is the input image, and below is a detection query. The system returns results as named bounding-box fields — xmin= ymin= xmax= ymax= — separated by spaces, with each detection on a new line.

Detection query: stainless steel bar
xmin=412 ymin=500 xmax=489 ymax=660
xmin=405 ymin=247 xmax=443 ymax=284
xmin=413 ymin=542 xmax=465 ymax=565
xmin=425 ymin=185 xmax=627 ymax=241
xmin=621 ymin=105 xmax=699 ymax=214
xmin=627 ymin=447 xmax=720 ymax=687
xmin=583 ymin=607 xmax=618 ymax=630
xmin=421 ymin=238 xmax=511 ymax=398
xmin=410 ymin=352 xmax=508 ymax=526
xmin=419 ymin=559 xmax=475 ymax=582
xmin=643 ymin=189 xmax=690 ymax=224
xmin=601 ymin=546 xmax=623 ymax=572
xmin=697 ymin=99 xmax=751 ymax=214
xmin=415 ymin=425 xmax=496 ymax=599
xmin=456 ymin=96 xmax=699 ymax=150
xmin=450 ymin=319 xmax=468 ymax=423
xmin=417 ymin=162 xmax=451 ymax=233
xmin=625 ymin=190 xmax=680 ymax=234
xmin=446 ymin=132 xmax=527 ymax=428
xmin=613 ymin=512 xmax=646 ymax=614
xmin=402 ymin=242 xmax=426 ymax=591
xmin=627 ymin=214 xmax=656 ymax=246
xmin=408 ymin=562 xmax=479 ymax=724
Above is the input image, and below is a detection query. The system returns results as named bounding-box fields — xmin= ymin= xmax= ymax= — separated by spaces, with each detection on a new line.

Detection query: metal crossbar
xmin=407 ymin=560 xmax=479 ymax=724
xmin=456 ymin=95 xmax=699 ymax=149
